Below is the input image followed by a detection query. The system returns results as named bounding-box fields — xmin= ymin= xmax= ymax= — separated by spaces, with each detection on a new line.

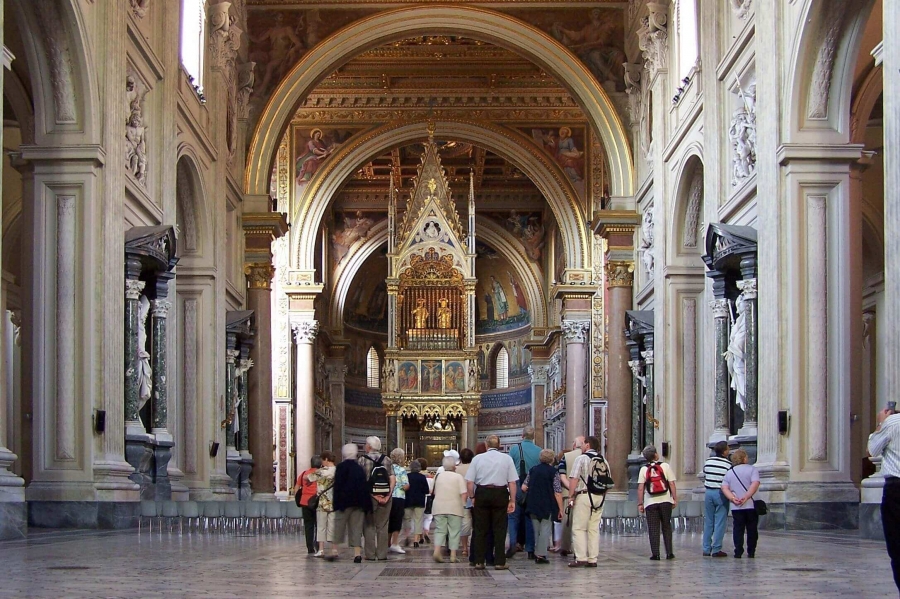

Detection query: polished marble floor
xmin=0 ymin=526 xmax=894 ymax=598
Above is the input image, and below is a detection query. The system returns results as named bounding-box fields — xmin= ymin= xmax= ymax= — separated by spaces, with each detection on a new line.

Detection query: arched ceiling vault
xmin=328 ymin=220 xmax=547 ymax=337
xmin=245 ymin=5 xmax=634 ymax=201
xmin=292 ymin=118 xmax=588 ymax=272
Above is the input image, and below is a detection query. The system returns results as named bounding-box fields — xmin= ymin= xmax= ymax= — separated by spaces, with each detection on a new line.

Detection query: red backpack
xmin=645 ymin=462 xmax=669 ymax=496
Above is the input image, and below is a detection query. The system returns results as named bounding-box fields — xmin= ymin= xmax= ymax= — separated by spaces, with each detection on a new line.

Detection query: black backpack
xmin=365 ymin=454 xmax=392 ymax=495
xmin=583 ymin=454 xmax=615 ymax=495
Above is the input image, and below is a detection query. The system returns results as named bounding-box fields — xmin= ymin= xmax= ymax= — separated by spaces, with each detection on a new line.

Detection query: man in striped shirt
xmin=868 ymin=407 xmax=900 ymax=592
xmin=701 ymin=441 xmax=731 ymax=557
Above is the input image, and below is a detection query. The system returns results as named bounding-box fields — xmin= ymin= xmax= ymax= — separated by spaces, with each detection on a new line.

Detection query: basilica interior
xmin=0 ymin=0 xmax=895 ymax=544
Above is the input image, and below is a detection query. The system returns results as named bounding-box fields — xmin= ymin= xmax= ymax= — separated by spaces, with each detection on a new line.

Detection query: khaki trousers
xmin=571 ymin=493 xmax=604 ymax=563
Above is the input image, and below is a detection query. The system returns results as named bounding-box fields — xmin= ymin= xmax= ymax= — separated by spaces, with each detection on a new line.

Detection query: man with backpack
xmin=357 ymin=436 xmax=396 ymax=560
xmin=566 ymin=436 xmax=613 ymax=567
xmin=507 ymin=426 xmax=542 ymax=559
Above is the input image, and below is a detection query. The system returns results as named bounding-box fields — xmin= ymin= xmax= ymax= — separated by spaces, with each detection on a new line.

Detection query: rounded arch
xmin=292 ymin=119 xmax=589 ymax=272
xmin=786 ymin=0 xmax=875 ymax=141
xmin=175 ymin=151 xmax=211 ymax=259
xmin=328 ymin=220 xmax=548 ymax=335
xmin=8 ymin=0 xmax=98 ymax=143
xmin=669 ymin=149 xmax=705 ymax=260
xmin=245 ymin=5 xmax=633 ymax=198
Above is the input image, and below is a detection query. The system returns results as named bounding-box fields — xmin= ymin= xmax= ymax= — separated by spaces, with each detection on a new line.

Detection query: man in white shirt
xmin=558 ymin=435 xmax=584 ymax=556
xmin=465 ymin=435 xmax=518 ymax=570
xmin=868 ymin=407 xmax=900 ymax=591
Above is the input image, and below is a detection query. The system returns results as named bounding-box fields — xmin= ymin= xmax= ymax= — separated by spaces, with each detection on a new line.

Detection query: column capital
xmin=737 ymin=277 xmax=758 ymax=300
xmin=561 ymin=319 xmax=590 ymax=344
xmin=244 ymin=262 xmax=276 ymax=290
xmin=226 ymin=348 xmax=239 ymax=364
xmin=709 ymin=298 xmax=731 ymax=319
xmin=607 ymin=260 xmax=635 ymax=287
xmin=641 ymin=350 xmax=654 ymax=365
xmin=150 ymin=299 xmax=171 ymax=318
xmin=464 ymin=399 xmax=481 ymax=417
xmin=291 ymin=319 xmax=319 ymax=344
xmin=125 ymin=279 xmax=145 ymax=300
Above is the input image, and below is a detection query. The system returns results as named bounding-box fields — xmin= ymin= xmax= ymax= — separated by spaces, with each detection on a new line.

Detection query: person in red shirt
xmin=295 ymin=455 xmax=323 ymax=555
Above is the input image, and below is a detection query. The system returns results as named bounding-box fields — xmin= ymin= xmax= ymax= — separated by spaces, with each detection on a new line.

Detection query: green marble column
xmin=642 ymin=349 xmax=655 ymax=447
xmin=738 ymin=278 xmax=758 ymax=433
xmin=238 ymin=346 xmax=251 ymax=453
xmin=628 ymin=357 xmax=643 ymax=454
xmin=225 ymin=343 xmax=238 ymax=451
xmin=710 ymin=298 xmax=731 ymax=440
xmin=150 ymin=299 xmax=170 ymax=432
xmin=124 ymin=279 xmax=145 ymax=426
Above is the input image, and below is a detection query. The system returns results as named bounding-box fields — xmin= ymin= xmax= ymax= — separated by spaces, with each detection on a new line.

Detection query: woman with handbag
xmin=294 ymin=455 xmax=322 ymax=555
xmin=521 ymin=449 xmax=564 ymax=564
xmin=308 ymin=451 xmax=336 ymax=557
xmin=721 ymin=449 xmax=761 ymax=559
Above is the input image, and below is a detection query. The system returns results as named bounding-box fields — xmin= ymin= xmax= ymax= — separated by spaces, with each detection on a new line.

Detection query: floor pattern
xmin=0 ymin=527 xmax=894 ymax=598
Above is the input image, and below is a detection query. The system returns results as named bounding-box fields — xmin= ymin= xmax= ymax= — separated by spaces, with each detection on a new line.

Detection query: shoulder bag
xmin=734 ymin=468 xmax=767 ymax=516
xmin=515 ymin=444 xmax=528 ymax=508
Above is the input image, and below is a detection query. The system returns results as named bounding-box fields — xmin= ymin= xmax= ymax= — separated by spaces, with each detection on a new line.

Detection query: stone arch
xmin=786 ymin=0 xmax=876 ymax=141
xmin=8 ymin=0 xmax=98 ymax=142
xmin=328 ymin=220 xmax=547 ymax=336
xmin=291 ymin=119 xmax=589 ymax=272
xmin=245 ymin=5 xmax=633 ymax=198
xmin=670 ymin=151 xmax=705 ymax=260
xmin=175 ymin=152 xmax=210 ymax=259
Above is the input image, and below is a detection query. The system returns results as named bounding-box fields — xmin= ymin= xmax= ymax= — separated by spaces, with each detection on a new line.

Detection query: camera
xmin=888 ymin=401 xmax=897 ymax=415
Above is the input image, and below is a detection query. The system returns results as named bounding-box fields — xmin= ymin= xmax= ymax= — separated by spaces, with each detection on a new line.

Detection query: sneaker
xmin=649 ymin=555 xmax=660 ymax=561
xmin=474 ymin=563 xmax=485 ymax=570
xmin=353 ymin=556 xmax=362 ymax=564
xmin=494 ymin=564 xmax=509 ymax=570
xmin=567 ymin=561 xmax=585 ymax=568
xmin=702 ymin=552 xmax=711 ymax=557
xmin=313 ymin=550 xmax=324 ymax=558
xmin=389 ymin=545 xmax=406 ymax=554
xmin=585 ymin=562 xmax=598 ymax=568
xmin=666 ymin=554 xmax=675 ymax=560
xmin=712 ymin=551 xmax=728 ymax=558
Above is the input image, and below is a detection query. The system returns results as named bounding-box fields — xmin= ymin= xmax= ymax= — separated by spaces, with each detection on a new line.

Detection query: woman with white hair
xmin=430 ymin=456 xmax=468 ymax=563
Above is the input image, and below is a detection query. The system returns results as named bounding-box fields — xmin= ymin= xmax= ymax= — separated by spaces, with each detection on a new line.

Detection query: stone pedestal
xmin=238 ymin=456 xmax=254 ymax=501
xmin=226 ymin=455 xmax=242 ymax=493
xmin=626 ymin=454 xmax=645 ymax=500
xmin=152 ymin=438 xmax=174 ymax=500
xmin=0 ymin=447 xmax=25 ymax=540
xmin=124 ymin=432 xmax=172 ymax=500
xmin=860 ymin=457 xmax=885 ymax=540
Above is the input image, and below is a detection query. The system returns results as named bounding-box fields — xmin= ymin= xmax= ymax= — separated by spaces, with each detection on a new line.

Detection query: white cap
xmin=443 ymin=449 xmax=460 ymax=464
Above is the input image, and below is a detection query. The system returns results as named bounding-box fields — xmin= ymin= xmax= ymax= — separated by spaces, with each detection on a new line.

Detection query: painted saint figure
xmin=483 ymin=290 xmax=495 ymax=322
xmin=508 ymin=271 xmax=528 ymax=315
xmin=490 ymin=275 xmax=509 ymax=320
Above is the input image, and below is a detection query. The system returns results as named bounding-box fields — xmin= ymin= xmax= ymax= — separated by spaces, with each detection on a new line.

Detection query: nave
xmin=0 ymin=527 xmax=887 ymax=598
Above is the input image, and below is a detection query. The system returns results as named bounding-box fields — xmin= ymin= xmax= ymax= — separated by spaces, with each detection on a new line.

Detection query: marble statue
xmin=726 ymin=294 xmax=748 ymax=411
xmin=729 ymin=83 xmax=757 ymax=187
xmin=383 ymin=360 xmax=397 ymax=392
xmin=467 ymin=361 xmax=477 ymax=392
xmin=125 ymin=76 xmax=148 ymax=184
xmin=137 ymin=295 xmax=152 ymax=403
xmin=640 ymin=203 xmax=655 ymax=278
xmin=412 ymin=298 xmax=429 ymax=329
xmin=437 ymin=298 xmax=452 ymax=329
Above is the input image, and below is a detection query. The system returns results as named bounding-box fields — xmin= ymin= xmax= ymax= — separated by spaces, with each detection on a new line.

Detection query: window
xmin=181 ymin=0 xmax=206 ymax=95
xmin=676 ymin=0 xmax=699 ymax=81
xmin=496 ymin=347 xmax=509 ymax=389
xmin=367 ymin=346 xmax=380 ymax=388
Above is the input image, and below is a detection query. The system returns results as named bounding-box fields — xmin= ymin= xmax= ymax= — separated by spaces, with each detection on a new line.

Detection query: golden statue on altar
xmin=437 ymin=298 xmax=452 ymax=329
xmin=412 ymin=298 xmax=429 ymax=329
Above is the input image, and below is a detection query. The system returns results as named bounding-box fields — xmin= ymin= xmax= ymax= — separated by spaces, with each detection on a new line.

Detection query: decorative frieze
xmin=637 ymin=3 xmax=668 ymax=75
xmin=130 ymin=0 xmax=150 ymax=19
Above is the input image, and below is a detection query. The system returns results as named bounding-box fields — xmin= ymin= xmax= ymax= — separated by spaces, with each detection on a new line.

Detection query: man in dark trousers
xmin=869 ymin=406 xmax=900 ymax=592
xmin=465 ymin=435 xmax=518 ymax=570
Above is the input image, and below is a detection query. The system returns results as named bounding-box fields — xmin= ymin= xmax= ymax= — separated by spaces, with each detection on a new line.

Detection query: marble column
xmin=245 ymin=263 xmax=275 ymax=495
xmin=238 ymin=345 xmax=251 ymax=456
xmin=292 ymin=320 xmax=318 ymax=478
xmin=561 ymin=320 xmax=590 ymax=442
xmin=642 ymin=347 xmax=655 ymax=447
xmin=737 ymin=277 xmax=758 ymax=436
xmin=709 ymin=299 xmax=731 ymax=442
xmin=465 ymin=401 xmax=479 ymax=450
xmin=627 ymin=342 xmax=644 ymax=454
xmin=606 ymin=262 xmax=635 ymax=493
xmin=150 ymin=297 xmax=171 ymax=436
xmin=386 ymin=413 xmax=398 ymax=452
xmin=884 ymin=0 xmax=900 ymax=421
xmin=225 ymin=345 xmax=238 ymax=454
xmin=124 ymin=277 xmax=145 ymax=433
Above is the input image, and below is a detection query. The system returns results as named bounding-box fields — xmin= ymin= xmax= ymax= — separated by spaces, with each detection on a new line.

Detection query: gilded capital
xmin=607 ymin=260 xmax=635 ymax=287
xmin=245 ymin=262 xmax=276 ymax=290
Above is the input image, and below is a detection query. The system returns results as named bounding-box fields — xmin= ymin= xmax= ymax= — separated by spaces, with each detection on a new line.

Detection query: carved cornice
xmin=606 ymin=260 xmax=635 ymax=287
xmin=637 ymin=2 xmax=669 ymax=75
xmin=245 ymin=262 xmax=276 ymax=290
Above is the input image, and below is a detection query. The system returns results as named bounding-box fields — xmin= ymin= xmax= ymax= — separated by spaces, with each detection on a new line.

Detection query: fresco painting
xmin=420 ymin=361 xmax=443 ymax=394
xmin=398 ymin=361 xmax=419 ymax=393
xmin=476 ymin=248 xmax=531 ymax=335
xmin=445 ymin=361 xmax=466 ymax=392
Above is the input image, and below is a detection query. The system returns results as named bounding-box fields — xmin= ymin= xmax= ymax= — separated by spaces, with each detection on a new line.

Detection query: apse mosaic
xmin=475 ymin=249 xmax=530 ymax=335
xmin=476 ymin=338 xmax=531 ymax=380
